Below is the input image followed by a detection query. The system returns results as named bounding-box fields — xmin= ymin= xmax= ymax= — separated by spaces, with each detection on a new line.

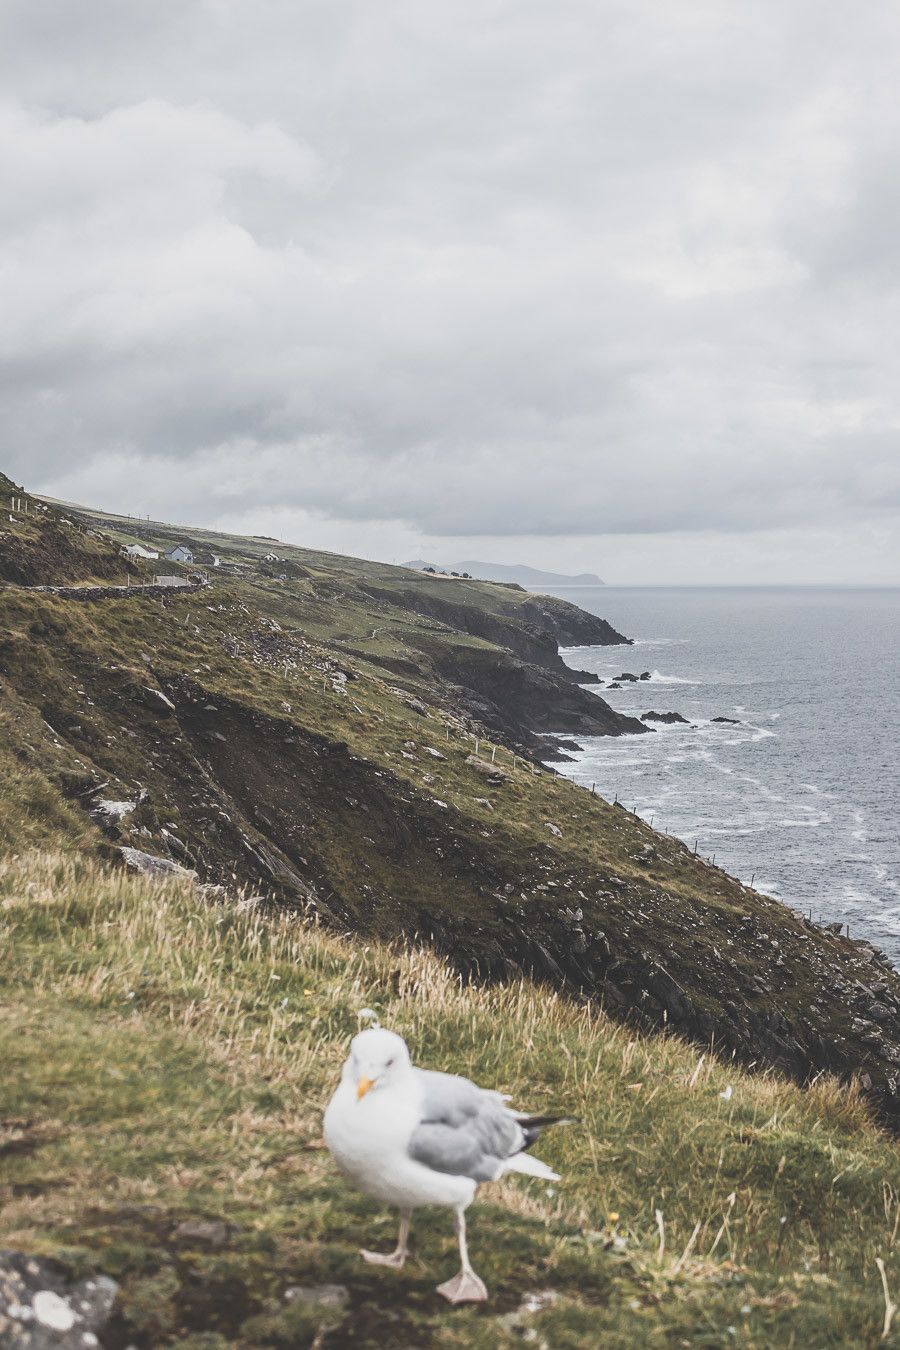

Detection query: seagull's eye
xmin=386 ymin=1057 xmax=395 ymax=1068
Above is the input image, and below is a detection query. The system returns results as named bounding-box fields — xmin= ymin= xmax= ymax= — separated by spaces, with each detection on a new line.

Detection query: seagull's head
xmin=346 ymin=1027 xmax=411 ymax=1100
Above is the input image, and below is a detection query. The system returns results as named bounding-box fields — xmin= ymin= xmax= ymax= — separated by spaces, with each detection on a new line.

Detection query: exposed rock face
xmin=0 ymin=1251 xmax=118 ymax=1348
xmin=517 ymin=594 xmax=631 ymax=648
xmin=429 ymin=645 xmax=648 ymax=751
xmin=360 ymin=585 xmax=628 ymax=685
xmin=641 ymin=711 xmax=690 ymax=725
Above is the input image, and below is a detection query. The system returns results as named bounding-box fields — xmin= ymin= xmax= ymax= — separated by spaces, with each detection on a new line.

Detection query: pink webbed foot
xmin=360 ymin=1247 xmax=407 ymax=1269
xmin=436 ymin=1268 xmax=488 ymax=1303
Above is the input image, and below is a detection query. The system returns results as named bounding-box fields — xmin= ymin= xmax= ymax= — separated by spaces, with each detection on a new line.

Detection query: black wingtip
xmin=518 ymin=1114 xmax=579 ymax=1150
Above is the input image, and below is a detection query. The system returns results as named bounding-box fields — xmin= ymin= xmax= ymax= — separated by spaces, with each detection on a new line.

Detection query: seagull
xmin=323 ymin=1026 xmax=570 ymax=1303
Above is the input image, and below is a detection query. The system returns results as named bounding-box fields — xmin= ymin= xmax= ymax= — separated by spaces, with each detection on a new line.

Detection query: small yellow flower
xmin=607 ymin=1211 xmax=620 ymax=1224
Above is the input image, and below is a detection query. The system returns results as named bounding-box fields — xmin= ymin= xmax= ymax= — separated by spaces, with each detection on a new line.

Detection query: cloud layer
xmin=1 ymin=1 xmax=898 ymax=578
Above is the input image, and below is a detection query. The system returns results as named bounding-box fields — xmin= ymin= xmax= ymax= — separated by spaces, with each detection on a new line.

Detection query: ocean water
xmin=548 ymin=586 xmax=900 ymax=964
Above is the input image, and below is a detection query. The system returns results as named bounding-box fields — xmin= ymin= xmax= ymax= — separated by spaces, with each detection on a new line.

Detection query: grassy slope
xmin=4 ymin=579 xmax=900 ymax=1103
xmin=3 ymin=476 xmax=900 ymax=1118
xmin=2 ymin=851 xmax=900 ymax=1348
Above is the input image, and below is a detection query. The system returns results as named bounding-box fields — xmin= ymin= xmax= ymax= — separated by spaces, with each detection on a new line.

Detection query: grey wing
xmin=407 ymin=1068 xmax=524 ymax=1183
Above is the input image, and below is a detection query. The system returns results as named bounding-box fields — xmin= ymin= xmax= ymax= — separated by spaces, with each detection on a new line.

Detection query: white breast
xmin=323 ymin=1077 xmax=475 ymax=1210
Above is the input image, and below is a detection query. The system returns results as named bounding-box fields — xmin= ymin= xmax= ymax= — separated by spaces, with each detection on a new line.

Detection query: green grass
xmin=2 ymin=850 xmax=900 ymax=1347
xmin=0 ymin=575 xmax=897 ymax=1110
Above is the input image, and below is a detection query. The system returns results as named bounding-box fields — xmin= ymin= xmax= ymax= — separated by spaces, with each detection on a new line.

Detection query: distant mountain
xmin=405 ymin=560 xmax=605 ymax=589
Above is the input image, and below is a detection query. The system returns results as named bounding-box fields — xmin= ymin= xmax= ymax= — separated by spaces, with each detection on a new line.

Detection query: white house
xmin=123 ymin=543 xmax=159 ymax=560
xmin=164 ymin=544 xmax=194 ymax=563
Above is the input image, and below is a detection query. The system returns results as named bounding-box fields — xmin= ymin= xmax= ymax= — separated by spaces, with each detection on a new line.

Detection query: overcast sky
xmin=2 ymin=0 xmax=899 ymax=583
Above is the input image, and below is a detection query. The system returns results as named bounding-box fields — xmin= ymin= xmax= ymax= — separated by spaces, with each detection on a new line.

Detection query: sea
xmin=547 ymin=586 xmax=900 ymax=965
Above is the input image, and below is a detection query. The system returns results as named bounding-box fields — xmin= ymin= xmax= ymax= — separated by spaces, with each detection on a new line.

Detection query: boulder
xmin=465 ymin=756 xmax=507 ymax=785
xmin=91 ymin=798 xmax=138 ymax=829
xmin=140 ymin=685 xmax=176 ymax=715
xmin=0 ymin=1251 xmax=118 ymax=1349
xmin=712 ymin=716 xmax=740 ymax=724
xmin=641 ymin=710 xmax=689 ymax=725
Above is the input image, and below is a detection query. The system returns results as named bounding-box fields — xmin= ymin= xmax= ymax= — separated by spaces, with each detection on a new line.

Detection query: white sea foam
xmin=646 ymin=669 xmax=697 ymax=684
xmin=629 ymin=637 xmax=690 ymax=647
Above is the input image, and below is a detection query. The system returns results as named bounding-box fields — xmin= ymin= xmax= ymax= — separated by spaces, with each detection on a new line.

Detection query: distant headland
xmin=406 ymin=560 xmax=605 ymax=589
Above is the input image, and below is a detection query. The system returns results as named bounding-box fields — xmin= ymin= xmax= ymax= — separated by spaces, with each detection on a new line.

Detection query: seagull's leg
xmin=361 ymin=1208 xmax=411 ymax=1269
xmin=436 ymin=1206 xmax=488 ymax=1303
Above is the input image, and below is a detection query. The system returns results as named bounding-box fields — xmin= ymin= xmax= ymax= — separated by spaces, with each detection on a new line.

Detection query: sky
xmin=1 ymin=0 xmax=899 ymax=584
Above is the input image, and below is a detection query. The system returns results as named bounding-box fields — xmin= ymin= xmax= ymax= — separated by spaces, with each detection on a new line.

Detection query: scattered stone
xmin=284 ymin=1284 xmax=349 ymax=1310
xmin=465 ymin=756 xmax=507 ymax=784
xmin=141 ymin=686 xmax=176 ymax=715
xmin=118 ymin=848 xmax=197 ymax=881
xmin=423 ymin=747 xmax=446 ymax=760
xmin=474 ymin=797 xmax=494 ymax=811
xmin=173 ymin=1219 xmax=232 ymax=1247
xmin=545 ymin=822 xmax=563 ymax=838
xmin=91 ymin=798 xmax=139 ymax=828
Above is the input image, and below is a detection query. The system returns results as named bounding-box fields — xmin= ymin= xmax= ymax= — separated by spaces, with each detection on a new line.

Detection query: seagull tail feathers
xmin=502 ymin=1113 xmax=578 ymax=1180
xmin=502 ymin=1151 xmax=560 ymax=1181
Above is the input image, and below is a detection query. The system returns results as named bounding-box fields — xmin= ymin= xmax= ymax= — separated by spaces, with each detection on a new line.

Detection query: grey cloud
xmin=0 ymin=1 xmax=899 ymax=569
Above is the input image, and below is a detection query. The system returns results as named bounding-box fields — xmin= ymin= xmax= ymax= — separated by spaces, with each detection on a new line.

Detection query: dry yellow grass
xmin=2 ymin=849 xmax=900 ymax=1346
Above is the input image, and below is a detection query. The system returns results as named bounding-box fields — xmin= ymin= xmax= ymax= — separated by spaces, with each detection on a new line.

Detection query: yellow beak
xmin=357 ymin=1076 xmax=375 ymax=1100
